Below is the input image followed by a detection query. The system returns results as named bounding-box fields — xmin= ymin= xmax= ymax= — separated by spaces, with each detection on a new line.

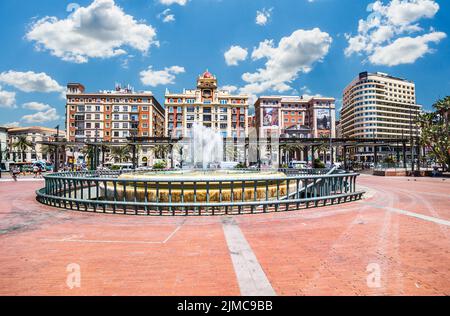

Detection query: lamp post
xmin=409 ymin=107 xmax=414 ymax=173
xmin=54 ymin=125 xmax=59 ymax=172
xmin=0 ymin=140 xmax=3 ymax=179
xmin=329 ymin=103 xmax=333 ymax=165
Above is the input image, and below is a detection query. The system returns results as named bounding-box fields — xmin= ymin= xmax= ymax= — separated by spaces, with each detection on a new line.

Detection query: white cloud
xmin=0 ymin=71 xmax=63 ymax=93
xmin=159 ymin=0 xmax=188 ymax=5
xmin=220 ymin=85 xmax=238 ymax=93
xmin=2 ymin=122 xmax=20 ymax=128
xmin=22 ymin=102 xmax=52 ymax=111
xmin=224 ymin=46 xmax=248 ymax=66
xmin=158 ymin=9 xmax=175 ymax=23
xmin=378 ymin=0 xmax=439 ymax=25
xmin=163 ymin=14 xmax=175 ymax=23
xmin=0 ymin=86 xmax=16 ymax=108
xmin=21 ymin=108 xmax=61 ymax=123
xmin=240 ymin=28 xmax=332 ymax=95
xmin=140 ymin=65 xmax=185 ymax=87
xmin=369 ymin=31 xmax=446 ymax=66
xmin=345 ymin=0 xmax=445 ymax=66
xmin=26 ymin=0 xmax=158 ymax=63
xmin=256 ymin=8 xmax=272 ymax=26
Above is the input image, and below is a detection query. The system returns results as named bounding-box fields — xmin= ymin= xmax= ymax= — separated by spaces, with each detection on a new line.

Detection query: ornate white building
xmin=164 ymin=71 xmax=249 ymax=138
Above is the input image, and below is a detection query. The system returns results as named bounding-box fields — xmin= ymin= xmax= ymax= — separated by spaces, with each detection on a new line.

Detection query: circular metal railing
xmin=36 ymin=168 xmax=365 ymax=216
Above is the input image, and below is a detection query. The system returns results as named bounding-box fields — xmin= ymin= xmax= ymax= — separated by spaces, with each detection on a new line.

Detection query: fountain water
xmin=190 ymin=123 xmax=223 ymax=170
xmin=107 ymin=124 xmax=287 ymax=203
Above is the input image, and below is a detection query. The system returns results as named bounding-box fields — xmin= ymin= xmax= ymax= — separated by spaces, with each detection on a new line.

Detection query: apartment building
xmin=165 ymin=71 xmax=249 ymax=138
xmin=6 ymin=126 xmax=65 ymax=163
xmin=341 ymin=72 xmax=422 ymax=162
xmin=254 ymin=95 xmax=336 ymax=139
xmin=66 ymin=83 xmax=164 ymax=143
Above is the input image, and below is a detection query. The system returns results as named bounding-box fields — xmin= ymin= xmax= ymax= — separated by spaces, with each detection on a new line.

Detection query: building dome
xmin=201 ymin=70 xmax=213 ymax=79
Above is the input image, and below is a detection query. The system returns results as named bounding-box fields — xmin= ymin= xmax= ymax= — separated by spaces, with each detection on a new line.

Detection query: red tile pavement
xmin=0 ymin=176 xmax=449 ymax=296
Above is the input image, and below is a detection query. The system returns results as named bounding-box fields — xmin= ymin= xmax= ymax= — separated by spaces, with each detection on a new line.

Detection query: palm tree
xmin=13 ymin=136 xmax=33 ymax=162
xmin=417 ymin=97 xmax=450 ymax=171
xmin=313 ymin=142 xmax=329 ymax=162
xmin=281 ymin=143 xmax=304 ymax=163
xmin=434 ymin=96 xmax=450 ymax=130
xmin=41 ymin=144 xmax=55 ymax=162
xmin=151 ymin=144 xmax=171 ymax=159
xmin=110 ymin=145 xmax=131 ymax=163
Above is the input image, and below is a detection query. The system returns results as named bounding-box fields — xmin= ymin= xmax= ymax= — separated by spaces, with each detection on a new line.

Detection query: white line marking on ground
xmin=364 ymin=202 xmax=450 ymax=227
xmin=0 ymin=179 xmax=44 ymax=183
xmin=163 ymin=225 xmax=182 ymax=244
xmin=222 ymin=217 xmax=276 ymax=296
xmin=42 ymin=225 xmax=183 ymax=245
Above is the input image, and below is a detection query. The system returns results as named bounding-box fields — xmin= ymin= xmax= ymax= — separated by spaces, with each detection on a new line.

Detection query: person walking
xmin=33 ymin=165 xmax=39 ymax=178
xmin=11 ymin=166 xmax=19 ymax=182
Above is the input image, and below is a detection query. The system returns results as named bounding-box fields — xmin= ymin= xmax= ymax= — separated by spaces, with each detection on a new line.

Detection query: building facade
xmin=341 ymin=72 xmax=422 ymax=162
xmin=7 ymin=126 xmax=65 ymax=163
xmin=254 ymin=95 xmax=336 ymax=139
xmin=165 ymin=71 xmax=249 ymax=138
xmin=0 ymin=127 xmax=8 ymax=170
xmin=66 ymin=83 xmax=164 ymax=143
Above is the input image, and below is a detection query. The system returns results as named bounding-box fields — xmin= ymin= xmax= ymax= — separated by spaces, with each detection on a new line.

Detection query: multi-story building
xmin=7 ymin=126 xmax=65 ymax=163
xmin=164 ymin=71 xmax=249 ymax=138
xmin=341 ymin=72 xmax=422 ymax=162
xmin=66 ymin=83 xmax=164 ymax=143
xmin=0 ymin=127 xmax=8 ymax=170
xmin=254 ymin=95 xmax=336 ymax=139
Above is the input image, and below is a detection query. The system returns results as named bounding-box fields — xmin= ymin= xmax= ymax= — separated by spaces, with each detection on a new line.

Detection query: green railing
xmin=36 ymin=169 xmax=364 ymax=216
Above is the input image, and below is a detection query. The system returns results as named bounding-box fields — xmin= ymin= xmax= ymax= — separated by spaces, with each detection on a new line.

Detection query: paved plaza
xmin=0 ymin=174 xmax=449 ymax=296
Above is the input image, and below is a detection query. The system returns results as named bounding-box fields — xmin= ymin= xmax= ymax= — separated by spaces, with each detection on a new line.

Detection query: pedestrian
xmin=11 ymin=166 xmax=19 ymax=182
xmin=38 ymin=165 xmax=43 ymax=178
xmin=33 ymin=165 xmax=39 ymax=178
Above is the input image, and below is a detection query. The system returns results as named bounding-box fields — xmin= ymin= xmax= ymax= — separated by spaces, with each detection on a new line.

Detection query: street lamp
xmin=0 ymin=140 xmax=3 ymax=179
xmin=329 ymin=103 xmax=333 ymax=165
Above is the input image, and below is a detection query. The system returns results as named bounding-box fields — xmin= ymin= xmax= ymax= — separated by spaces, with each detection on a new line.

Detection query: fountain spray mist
xmin=190 ymin=124 xmax=224 ymax=170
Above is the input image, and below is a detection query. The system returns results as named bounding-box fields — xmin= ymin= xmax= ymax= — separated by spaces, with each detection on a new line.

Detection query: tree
xmin=41 ymin=144 xmax=55 ymax=162
xmin=151 ymin=145 xmax=171 ymax=159
xmin=110 ymin=145 xmax=131 ymax=163
xmin=281 ymin=143 xmax=304 ymax=163
xmin=13 ymin=136 xmax=33 ymax=162
xmin=313 ymin=142 xmax=329 ymax=162
xmin=417 ymin=96 xmax=450 ymax=171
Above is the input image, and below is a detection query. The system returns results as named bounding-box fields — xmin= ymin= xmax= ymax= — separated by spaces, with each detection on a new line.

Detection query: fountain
xmin=37 ymin=124 xmax=364 ymax=215
xmin=190 ymin=123 xmax=223 ymax=170
xmin=104 ymin=125 xmax=287 ymax=203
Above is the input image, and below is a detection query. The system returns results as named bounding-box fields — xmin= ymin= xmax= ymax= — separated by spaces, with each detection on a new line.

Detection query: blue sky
xmin=0 ymin=0 xmax=449 ymax=128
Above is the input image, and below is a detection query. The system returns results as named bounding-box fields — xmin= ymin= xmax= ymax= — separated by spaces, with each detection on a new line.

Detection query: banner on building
xmin=263 ymin=108 xmax=279 ymax=127
xmin=316 ymin=109 xmax=331 ymax=130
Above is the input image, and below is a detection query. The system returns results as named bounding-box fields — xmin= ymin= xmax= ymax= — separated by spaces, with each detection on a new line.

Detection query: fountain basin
xmin=102 ymin=170 xmax=288 ymax=203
